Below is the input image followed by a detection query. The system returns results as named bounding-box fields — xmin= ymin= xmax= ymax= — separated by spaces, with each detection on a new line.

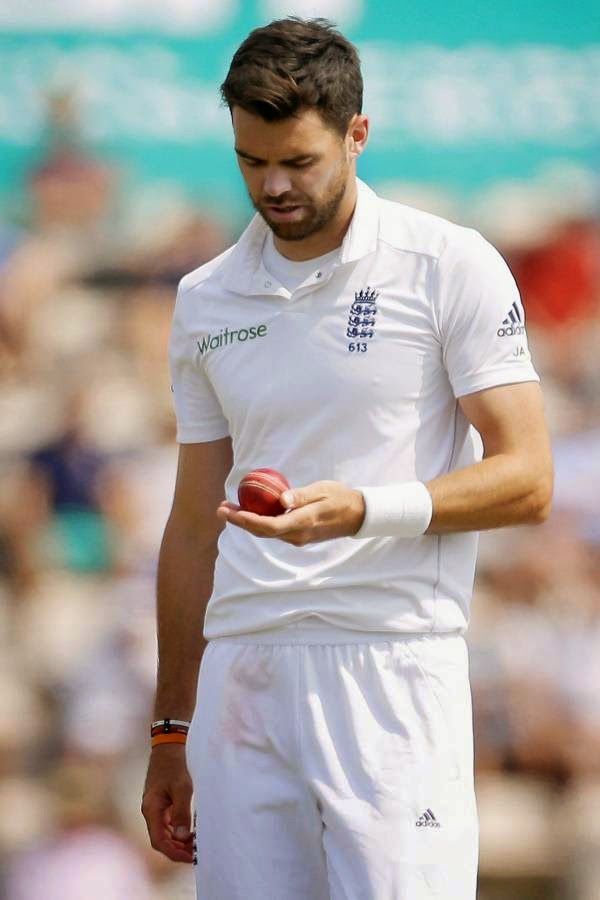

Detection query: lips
xmin=266 ymin=204 xmax=305 ymax=220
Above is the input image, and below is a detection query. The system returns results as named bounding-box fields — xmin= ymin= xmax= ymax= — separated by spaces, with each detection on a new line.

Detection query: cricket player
xmin=142 ymin=17 xmax=553 ymax=899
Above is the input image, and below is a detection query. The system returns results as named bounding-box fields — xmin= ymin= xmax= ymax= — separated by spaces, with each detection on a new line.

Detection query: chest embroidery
xmin=346 ymin=287 xmax=379 ymax=352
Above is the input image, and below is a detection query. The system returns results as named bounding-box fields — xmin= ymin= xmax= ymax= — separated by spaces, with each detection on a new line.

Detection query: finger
xmin=167 ymin=798 xmax=196 ymax=862
xmin=148 ymin=821 xmax=195 ymax=863
xmin=142 ymin=794 xmax=195 ymax=863
xmin=255 ymin=508 xmax=323 ymax=543
xmin=161 ymin=822 xmax=196 ymax=863
xmin=169 ymin=789 xmax=193 ymax=841
xmin=216 ymin=501 xmax=240 ymax=521
xmin=220 ymin=503 xmax=322 ymax=540
xmin=218 ymin=506 xmax=290 ymax=536
xmin=280 ymin=482 xmax=327 ymax=510
xmin=165 ymin=825 xmax=196 ymax=863
xmin=279 ymin=490 xmax=295 ymax=509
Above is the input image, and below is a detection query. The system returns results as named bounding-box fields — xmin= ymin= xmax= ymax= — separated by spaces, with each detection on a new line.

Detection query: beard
xmin=250 ymin=164 xmax=349 ymax=241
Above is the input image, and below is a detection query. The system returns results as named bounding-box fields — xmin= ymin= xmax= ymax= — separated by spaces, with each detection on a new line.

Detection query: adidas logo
xmin=415 ymin=808 xmax=441 ymax=828
xmin=497 ymin=301 xmax=526 ymax=337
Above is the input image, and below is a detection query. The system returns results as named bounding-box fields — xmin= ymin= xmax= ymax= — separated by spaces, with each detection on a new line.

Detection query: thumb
xmin=280 ymin=483 xmax=322 ymax=510
xmin=172 ymin=795 xmax=192 ymax=840
xmin=280 ymin=489 xmax=297 ymax=509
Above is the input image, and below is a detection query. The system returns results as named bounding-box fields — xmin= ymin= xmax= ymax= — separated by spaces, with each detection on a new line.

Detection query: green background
xmin=0 ymin=0 xmax=598 ymax=219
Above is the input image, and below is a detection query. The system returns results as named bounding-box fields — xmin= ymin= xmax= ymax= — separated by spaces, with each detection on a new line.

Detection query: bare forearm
xmin=153 ymin=518 xmax=219 ymax=721
xmin=426 ymin=451 xmax=553 ymax=534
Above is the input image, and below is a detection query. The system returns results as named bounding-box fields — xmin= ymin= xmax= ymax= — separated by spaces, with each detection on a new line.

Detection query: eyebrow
xmin=234 ymin=148 xmax=315 ymax=164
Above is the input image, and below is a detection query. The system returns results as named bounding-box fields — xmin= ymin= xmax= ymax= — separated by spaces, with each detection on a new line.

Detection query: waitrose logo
xmin=197 ymin=324 xmax=268 ymax=355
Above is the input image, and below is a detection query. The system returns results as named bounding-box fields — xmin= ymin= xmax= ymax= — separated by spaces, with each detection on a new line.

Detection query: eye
xmin=290 ymin=159 xmax=312 ymax=169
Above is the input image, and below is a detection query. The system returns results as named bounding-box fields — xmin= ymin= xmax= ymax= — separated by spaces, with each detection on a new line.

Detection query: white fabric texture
xmin=262 ymin=231 xmax=340 ymax=293
xmin=354 ymin=481 xmax=433 ymax=538
xmin=185 ymin=624 xmax=479 ymax=900
xmin=168 ymin=179 xmax=539 ymax=638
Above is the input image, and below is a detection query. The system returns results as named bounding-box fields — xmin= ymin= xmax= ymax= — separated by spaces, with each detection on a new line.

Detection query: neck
xmin=273 ymin=177 xmax=357 ymax=261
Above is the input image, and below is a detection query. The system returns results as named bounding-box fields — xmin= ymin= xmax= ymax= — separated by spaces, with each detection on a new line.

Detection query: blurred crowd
xmin=0 ymin=99 xmax=599 ymax=899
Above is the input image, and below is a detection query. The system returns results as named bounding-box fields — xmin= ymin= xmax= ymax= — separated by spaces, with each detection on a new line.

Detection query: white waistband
xmin=208 ymin=616 xmax=463 ymax=646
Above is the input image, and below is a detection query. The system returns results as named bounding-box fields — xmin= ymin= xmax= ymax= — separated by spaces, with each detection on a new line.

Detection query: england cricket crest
xmin=346 ymin=287 xmax=379 ymax=352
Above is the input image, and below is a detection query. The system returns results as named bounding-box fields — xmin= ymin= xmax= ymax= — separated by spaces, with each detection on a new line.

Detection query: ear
xmin=347 ymin=114 xmax=369 ymax=161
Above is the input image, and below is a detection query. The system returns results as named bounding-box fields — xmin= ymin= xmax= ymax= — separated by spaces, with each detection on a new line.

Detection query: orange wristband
xmin=151 ymin=733 xmax=188 ymax=748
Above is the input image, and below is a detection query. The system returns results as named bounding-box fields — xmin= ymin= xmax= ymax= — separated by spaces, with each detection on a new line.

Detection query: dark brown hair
xmin=220 ymin=17 xmax=363 ymax=136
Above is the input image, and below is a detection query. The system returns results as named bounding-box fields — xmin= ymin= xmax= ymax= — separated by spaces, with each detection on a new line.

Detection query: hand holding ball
xmin=238 ymin=468 xmax=290 ymax=516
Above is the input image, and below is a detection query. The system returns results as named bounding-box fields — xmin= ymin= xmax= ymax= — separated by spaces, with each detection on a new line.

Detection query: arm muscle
xmin=153 ymin=437 xmax=233 ymax=722
xmin=426 ymin=382 xmax=553 ymax=534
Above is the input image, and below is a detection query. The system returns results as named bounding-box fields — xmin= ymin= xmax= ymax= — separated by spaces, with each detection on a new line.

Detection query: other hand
xmin=141 ymin=745 xmax=195 ymax=864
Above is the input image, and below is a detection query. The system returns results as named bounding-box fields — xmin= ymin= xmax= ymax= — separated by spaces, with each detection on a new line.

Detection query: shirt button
xmin=315 ymin=271 xmax=322 ymax=279
xmin=264 ymin=280 xmax=272 ymax=288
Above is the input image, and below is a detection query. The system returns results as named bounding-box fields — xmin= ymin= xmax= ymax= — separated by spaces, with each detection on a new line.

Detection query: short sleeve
xmin=435 ymin=229 xmax=539 ymax=398
xmin=168 ymin=285 xmax=230 ymax=443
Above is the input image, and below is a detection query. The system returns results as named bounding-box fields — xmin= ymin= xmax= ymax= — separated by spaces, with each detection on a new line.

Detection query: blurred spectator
xmin=4 ymin=761 xmax=155 ymax=900
xmin=18 ymin=392 xmax=118 ymax=575
xmin=29 ymin=148 xmax=113 ymax=235
xmin=60 ymin=572 xmax=158 ymax=758
xmin=510 ymin=219 xmax=600 ymax=330
xmin=0 ymin=69 xmax=599 ymax=900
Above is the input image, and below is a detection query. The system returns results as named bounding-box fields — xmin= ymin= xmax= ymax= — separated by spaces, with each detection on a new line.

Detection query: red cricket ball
xmin=238 ymin=468 xmax=291 ymax=516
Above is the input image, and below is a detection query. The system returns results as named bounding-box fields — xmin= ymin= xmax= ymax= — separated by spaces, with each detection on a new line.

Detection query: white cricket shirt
xmin=169 ymin=179 xmax=539 ymax=638
xmin=262 ymin=231 xmax=340 ymax=292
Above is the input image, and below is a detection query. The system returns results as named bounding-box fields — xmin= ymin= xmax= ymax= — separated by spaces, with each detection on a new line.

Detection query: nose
xmin=263 ymin=167 xmax=293 ymax=199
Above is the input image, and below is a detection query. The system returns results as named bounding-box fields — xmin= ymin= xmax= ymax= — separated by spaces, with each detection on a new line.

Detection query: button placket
xmin=290 ymin=267 xmax=335 ymax=303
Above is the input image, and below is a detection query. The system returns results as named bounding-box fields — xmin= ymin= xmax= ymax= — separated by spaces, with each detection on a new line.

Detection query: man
xmin=142 ymin=17 xmax=553 ymax=900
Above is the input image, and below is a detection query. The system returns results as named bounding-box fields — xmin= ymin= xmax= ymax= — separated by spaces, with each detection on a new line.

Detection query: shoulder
xmin=170 ymin=245 xmax=237 ymax=342
xmin=177 ymin=244 xmax=237 ymax=299
xmin=375 ymin=194 xmax=490 ymax=264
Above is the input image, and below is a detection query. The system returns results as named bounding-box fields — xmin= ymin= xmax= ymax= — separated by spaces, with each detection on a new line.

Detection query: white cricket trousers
xmin=185 ymin=620 xmax=479 ymax=899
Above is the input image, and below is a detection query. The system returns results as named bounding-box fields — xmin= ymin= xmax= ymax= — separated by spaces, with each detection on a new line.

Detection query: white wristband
xmin=353 ymin=481 xmax=433 ymax=539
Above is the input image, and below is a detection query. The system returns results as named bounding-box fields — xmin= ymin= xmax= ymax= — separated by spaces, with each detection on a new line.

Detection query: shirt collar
xmin=339 ymin=177 xmax=380 ymax=265
xmin=221 ymin=178 xmax=380 ymax=297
